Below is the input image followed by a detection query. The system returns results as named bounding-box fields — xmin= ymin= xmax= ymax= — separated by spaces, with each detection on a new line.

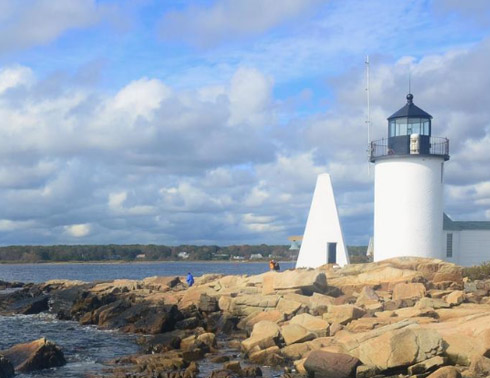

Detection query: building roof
xmin=388 ymin=94 xmax=433 ymax=120
xmin=443 ymin=213 xmax=490 ymax=231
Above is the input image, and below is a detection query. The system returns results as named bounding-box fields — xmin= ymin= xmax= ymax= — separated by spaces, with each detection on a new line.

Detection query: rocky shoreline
xmin=1 ymin=257 xmax=490 ymax=377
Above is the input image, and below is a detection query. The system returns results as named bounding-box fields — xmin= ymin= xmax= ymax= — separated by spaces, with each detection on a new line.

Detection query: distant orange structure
xmin=287 ymin=235 xmax=303 ymax=250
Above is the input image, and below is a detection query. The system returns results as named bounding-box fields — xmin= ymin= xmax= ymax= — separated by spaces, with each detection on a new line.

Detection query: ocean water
xmin=0 ymin=262 xmax=295 ymax=377
xmin=0 ymin=260 xmax=296 ymax=283
xmin=0 ymin=313 xmax=139 ymax=377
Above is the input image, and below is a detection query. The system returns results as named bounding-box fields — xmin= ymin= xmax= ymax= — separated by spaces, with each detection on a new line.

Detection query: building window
xmin=422 ymin=119 xmax=431 ymax=136
xmin=446 ymin=233 xmax=453 ymax=258
xmin=389 ymin=120 xmax=396 ymax=137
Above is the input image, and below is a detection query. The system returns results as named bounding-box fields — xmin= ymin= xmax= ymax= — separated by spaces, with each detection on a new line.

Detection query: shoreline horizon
xmin=0 ymin=259 xmax=296 ymax=266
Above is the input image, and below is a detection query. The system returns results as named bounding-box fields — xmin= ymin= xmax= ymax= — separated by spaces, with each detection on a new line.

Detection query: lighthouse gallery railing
xmin=369 ymin=136 xmax=449 ymax=162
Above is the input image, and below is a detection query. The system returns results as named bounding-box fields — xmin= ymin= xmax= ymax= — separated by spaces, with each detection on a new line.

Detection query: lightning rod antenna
xmin=409 ymin=70 xmax=411 ymax=94
xmin=365 ymin=55 xmax=371 ymax=173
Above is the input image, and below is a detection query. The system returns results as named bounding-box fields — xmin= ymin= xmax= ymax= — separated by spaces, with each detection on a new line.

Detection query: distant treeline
xmin=0 ymin=244 xmax=369 ymax=263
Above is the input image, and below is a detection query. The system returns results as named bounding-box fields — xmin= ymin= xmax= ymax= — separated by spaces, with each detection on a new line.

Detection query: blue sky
xmin=1 ymin=0 xmax=490 ymax=246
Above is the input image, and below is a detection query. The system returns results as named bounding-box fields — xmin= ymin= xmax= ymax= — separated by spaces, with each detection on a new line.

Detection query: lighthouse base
xmin=373 ymin=156 xmax=445 ymax=262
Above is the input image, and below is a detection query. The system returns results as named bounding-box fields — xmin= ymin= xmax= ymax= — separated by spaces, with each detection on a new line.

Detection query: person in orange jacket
xmin=269 ymin=259 xmax=275 ymax=271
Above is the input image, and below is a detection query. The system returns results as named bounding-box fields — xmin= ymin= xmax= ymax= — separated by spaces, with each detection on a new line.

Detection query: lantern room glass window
xmin=389 ymin=118 xmax=431 ymax=137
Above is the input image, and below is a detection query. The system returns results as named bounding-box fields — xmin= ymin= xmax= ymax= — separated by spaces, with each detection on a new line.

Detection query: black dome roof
xmin=388 ymin=94 xmax=432 ymax=120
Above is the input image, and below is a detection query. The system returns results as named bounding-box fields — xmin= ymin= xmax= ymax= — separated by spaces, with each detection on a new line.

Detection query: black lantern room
xmin=369 ymin=94 xmax=449 ymax=162
xmin=387 ymin=93 xmax=432 ymax=155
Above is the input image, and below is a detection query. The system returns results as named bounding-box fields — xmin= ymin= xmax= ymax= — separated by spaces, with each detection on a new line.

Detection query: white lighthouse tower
xmin=370 ymin=94 xmax=450 ymax=262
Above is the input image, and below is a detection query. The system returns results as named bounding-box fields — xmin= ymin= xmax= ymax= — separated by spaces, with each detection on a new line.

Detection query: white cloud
xmin=433 ymin=0 xmax=490 ymax=26
xmin=228 ymin=67 xmax=273 ymax=127
xmin=158 ymin=0 xmax=321 ymax=47
xmin=0 ymin=0 xmax=106 ymax=54
xmin=242 ymin=212 xmax=282 ymax=233
xmin=108 ymin=192 xmax=127 ymax=210
xmin=244 ymin=184 xmax=270 ymax=207
xmin=1 ymin=2 xmax=490 ymax=246
xmin=64 ymin=223 xmax=91 ymax=237
xmin=243 ymin=213 xmax=275 ymax=224
xmin=0 ymin=219 xmax=36 ymax=231
xmin=111 ymin=78 xmax=171 ymax=121
xmin=0 ymin=65 xmax=34 ymax=93
xmin=108 ymin=191 xmax=156 ymax=216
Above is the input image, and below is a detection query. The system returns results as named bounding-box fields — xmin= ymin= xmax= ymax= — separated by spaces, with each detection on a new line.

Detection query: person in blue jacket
xmin=186 ymin=272 xmax=194 ymax=287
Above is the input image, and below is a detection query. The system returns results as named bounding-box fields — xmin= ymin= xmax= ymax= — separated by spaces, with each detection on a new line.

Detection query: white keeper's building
xmin=443 ymin=214 xmax=490 ymax=266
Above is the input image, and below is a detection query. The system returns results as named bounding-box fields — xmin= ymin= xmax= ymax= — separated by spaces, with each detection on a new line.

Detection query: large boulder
xmin=241 ymin=321 xmax=280 ymax=353
xmin=276 ymin=298 xmax=303 ymax=318
xmin=422 ymin=309 xmax=490 ymax=365
xmin=0 ymin=287 xmax=48 ymax=316
xmin=199 ymin=293 xmax=219 ymax=312
xmin=380 ymin=257 xmax=461 ymax=280
xmin=289 ymin=313 xmax=330 ymax=337
xmin=346 ymin=317 xmax=390 ymax=333
xmin=143 ymin=329 xmax=185 ymax=353
xmin=1 ymin=338 xmax=66 ymax=373
xmin=468 ymin=355 xmax=490 ymax=377
xmin=392 ymin=282 xmax=427 ymax=301
xmin=280 ymin=337 xmax=337 ymax=360
xmin=304 ymin=350 xmax=360 ymax=378
xmin=90 ymin=279 xmax=141 ymax=295
xmin=294 ymin=358 xmax=307 ymax=375
xmin=416 ymin=297 xmax=450 ymax=310
xmin=432 ymin=265 xmax=463 ymax=286
xmin=426 ymin=366 xmax=462 ymax=378
xmin=308 ymin=293 xmax=336 ymax=315
xmin=179 ymin=286 xmax=216 ymax=310
xmin=268 ymin=270 xmax=327 ymax=295
xmin=249 ymin=345 xmax=284 ymax=366
xmin=94 ymin=301 xmax=184 ymax=334
xmin=7 ymin=295 xmax=49 ymax=315
xmin=327 ymin=265 xmax=423 ymax=295
xmin=92 ymin=299 xmax=131 ymax=327
xmin=48 ymin=283 xmax=95 ymax=319
xmin=407 ymin=356 xmax=447 ymax=375
xmin=116 ymin=352 xmax=187 ymax=375
xmin=393 ymin=306 xmax=438 ymax=319
xmin=323 ymin=304 xmax=366 ymax=325
xmin=445 ymin=291 xmax=465 ymax=306
xmin=355 ymin=327 xmax=444 ymax=370
xmin=280 ymin=324 xmax=315 ymax=346
xmin=0 ymin=280 xmax=24 ymax=290
xmin=71 ymin=291 xmax=118 ymax=321
xmin=237 ymin=310 xmax=284 ymax=332
xmin=355 ymin=286 xmax=380 ymax=307
xmin=280 ymin=342 xmax=311 ymax=360
xmin=141 ymin=276 xmax=182 ymax=291
xmin=225 ymin=295 xmax=280 ymax=316
xmin=214 ymin=275 xmax=248 ymax=290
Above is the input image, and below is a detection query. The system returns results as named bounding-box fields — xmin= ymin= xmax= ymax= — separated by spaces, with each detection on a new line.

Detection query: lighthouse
xmin=370 ymin=94 xmax=450 ymax=262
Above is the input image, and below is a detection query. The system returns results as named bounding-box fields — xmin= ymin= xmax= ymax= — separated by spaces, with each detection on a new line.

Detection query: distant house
xmin=135 ymin=254 xmax=146 ymax=259
xmin=443 ymin=214 xmax=490 ymax=266
xmin=213 ymin=253 xmax=229 ymax=260
xmin=250 ymin=253 xmax=263 ymax=260
xmin=178 ymin=252 xmax=189 ymax=259
xmin=232 ymin=256 xmax=245 ymax=260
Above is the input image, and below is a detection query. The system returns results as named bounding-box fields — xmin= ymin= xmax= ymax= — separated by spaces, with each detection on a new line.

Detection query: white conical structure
xmin=296 ymin=173 xmax=349 ymax=268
